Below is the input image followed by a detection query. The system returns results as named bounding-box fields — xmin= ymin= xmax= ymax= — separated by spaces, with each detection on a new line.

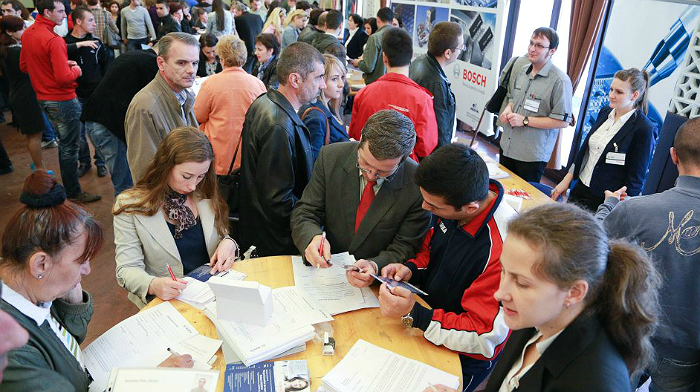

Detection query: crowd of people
xmin=0 ymin=1 xmax=698 ymax=392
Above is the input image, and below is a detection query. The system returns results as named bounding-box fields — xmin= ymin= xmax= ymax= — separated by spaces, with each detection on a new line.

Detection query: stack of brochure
xmin=224 ymin=360 xmax=311 ymax=392
xmin=321 ymin=340 xmax=460 ymax=392
xmin=204 ymin=286 xmax=332 ymax=366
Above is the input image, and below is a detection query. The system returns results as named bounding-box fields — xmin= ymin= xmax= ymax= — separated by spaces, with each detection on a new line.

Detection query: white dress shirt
xmin=345 ymin=27 xmax=357 ymax=47
xmin=498 ymin=329 xmax=563 ymax=392
xmin=578 ymin=108 xmax=635 ymax=187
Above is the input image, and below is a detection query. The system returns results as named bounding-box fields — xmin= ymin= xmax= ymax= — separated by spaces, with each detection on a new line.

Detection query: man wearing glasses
xmin=348 ymin=27 xmax=438 ymax=162
xmin=291 ymin=110 xmax=431 ymax=279
xmin=410 ymin=21 xmax=464 ymax=148
xmin=498 ymin=27 xmax=573 ymax=182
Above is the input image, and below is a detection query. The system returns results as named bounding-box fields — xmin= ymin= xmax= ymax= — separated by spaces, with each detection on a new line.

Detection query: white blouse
xmin=578 ymin=108 xmax=635 ymax=187
xmin=497 ymin=329 xmax=563 ymax=392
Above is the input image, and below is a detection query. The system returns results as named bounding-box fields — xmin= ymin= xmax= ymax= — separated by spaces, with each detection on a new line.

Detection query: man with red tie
xmin=291 ymin=110 xmax=431 ymax=277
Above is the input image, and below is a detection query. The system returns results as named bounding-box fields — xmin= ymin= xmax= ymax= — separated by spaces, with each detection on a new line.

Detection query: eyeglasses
xmin=356 ymin=150 xmax=401 ymax=180
xmin=451 ymin=43 xmax=467 ymax=52
xmin=528 ymin=41 xmax=550 ymax=50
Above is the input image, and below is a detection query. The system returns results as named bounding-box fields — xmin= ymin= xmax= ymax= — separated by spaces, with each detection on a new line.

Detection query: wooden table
xmin=493 ymin=163 xmax=553 ymax=211
xmin=143 ymin=256 xmax=462 ymax=391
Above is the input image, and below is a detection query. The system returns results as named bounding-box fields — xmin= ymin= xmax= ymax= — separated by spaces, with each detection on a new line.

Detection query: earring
xmin=37 ymin=274 xmax=43 ymax=279
xmin=564 ymin=301 xmax=570 ymax=308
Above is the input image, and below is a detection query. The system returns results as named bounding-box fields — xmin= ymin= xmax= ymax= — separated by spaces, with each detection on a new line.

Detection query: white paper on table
xmin=486 ymin=162 xmax=509 ymax=179
xmin=503 ymin=194 xmax=523 ymax=212
xmin=177 ymin=277 xmax=215 ymax=306
xmin=106 ymin=367 xmax=219 ymax=392
xmin=169 ymin=334 xmax=222 ymax=370
xmin=292 ymin=255 xmax=377 ymax=315
xmin=84 ymin=302 xmax=199 ymax=392
xmin=274 ymin=286 xmax=333 ymax=325
xmin=322 ymin=339 xmax=460 ymax=392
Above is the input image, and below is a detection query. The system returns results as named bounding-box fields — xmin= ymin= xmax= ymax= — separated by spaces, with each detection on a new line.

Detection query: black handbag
xmin=485 ymin=58 xmax=518 ymax=114
xmin=217 ymin=135 xmax=243 ymax=214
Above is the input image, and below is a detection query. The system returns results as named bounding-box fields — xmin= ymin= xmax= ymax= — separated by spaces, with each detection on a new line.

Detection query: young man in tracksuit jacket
xmin=368 ymin=144 xmax=516 ymax=391
xmin=65 ymin=6 xmax=109 ymax=177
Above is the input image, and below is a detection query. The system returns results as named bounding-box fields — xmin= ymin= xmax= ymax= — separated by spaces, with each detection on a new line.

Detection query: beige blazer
xmin=113 ymin=194 xmax=222 ymax=308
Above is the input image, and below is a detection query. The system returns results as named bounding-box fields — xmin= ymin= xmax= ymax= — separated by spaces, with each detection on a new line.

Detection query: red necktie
xmin=355 ymin=180 xmax=377 ymax=232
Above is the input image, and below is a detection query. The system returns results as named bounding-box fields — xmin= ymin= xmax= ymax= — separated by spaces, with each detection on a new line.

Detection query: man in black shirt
xmin=64 ymin=6 xmax=109 ymax=177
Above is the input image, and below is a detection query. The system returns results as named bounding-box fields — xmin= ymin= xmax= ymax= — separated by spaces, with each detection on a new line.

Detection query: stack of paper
xmin=205 ymin=286 xmax=332 ymax=366
xmin=169 ymin=334 xmax=222 ymax=369
xmin=84 ymin=302 xmax=200 ymax=392
xmin=178 ymin=268 xmax=248 ymax=309
xmin=292 ymin=254 xmax=379 ymax=315
xmin=106 ymin=367 xmax=220 ymax=392
xmin=322 ymin=340 xmax=460 ymax=392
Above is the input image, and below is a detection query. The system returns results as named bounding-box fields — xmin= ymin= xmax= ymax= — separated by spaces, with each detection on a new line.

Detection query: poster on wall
xmin=581 ymin=0 xmax=700 ymax=144
xmin=390 ymin=0 xmax=506 ymax=135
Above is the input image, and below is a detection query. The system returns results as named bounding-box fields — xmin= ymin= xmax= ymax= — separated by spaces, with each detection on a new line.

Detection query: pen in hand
xmin=166 ymin=264 xmax=177 ymax=281
xmin=317 ymin=231 xmax=327 ymax=268
xmin=167 ymin=347 xmax=181 ymax=356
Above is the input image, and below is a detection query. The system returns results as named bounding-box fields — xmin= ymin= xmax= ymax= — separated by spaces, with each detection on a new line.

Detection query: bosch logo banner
xmin=462 ymin=69 xmax=487 ymax=87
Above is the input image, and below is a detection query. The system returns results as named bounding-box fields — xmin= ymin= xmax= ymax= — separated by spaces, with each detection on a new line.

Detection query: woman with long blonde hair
xmin=113 ymin=127 xmax=238 ymax=308
xmin=262 ymin=7 xmax=285 ymax=44
xmin=299 ymin=54 xmax=349 ymax=160
xmin=281 ymin=9 xmax=307 ymax=49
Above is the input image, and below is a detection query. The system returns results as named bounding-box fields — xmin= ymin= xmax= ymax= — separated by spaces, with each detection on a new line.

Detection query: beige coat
xmin=113 ymin=194 xmax=222 ymax=308
xmin=124 ymin=72 xmax=198 ymax=183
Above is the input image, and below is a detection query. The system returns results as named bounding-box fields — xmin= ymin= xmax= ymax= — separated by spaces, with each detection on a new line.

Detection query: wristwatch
xmin=523 ymin=116 xmax=529 ymax=126
xmin=401 ymin=312 xmax=414 ymax=328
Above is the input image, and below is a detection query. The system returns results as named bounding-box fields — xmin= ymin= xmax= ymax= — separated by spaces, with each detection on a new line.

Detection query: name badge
xmin=606 ymin=152 xmax=626 ymax=166
xmin=523 ymin=98 xmax=540 ymax=113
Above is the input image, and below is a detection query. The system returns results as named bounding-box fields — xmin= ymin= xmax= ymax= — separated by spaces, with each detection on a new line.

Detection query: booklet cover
xmin=224 ymin=360 xmax=310 ymax=392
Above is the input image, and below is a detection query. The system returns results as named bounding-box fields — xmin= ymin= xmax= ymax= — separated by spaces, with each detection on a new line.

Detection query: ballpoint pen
xmin=166 ymin=264 xmax=177 ymax=281
xmin=318 ymin=231 xmax=327 ymax=268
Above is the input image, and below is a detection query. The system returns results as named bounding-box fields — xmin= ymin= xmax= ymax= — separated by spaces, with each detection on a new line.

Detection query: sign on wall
xmin=391 ymin=0 xmax=506 ymax=136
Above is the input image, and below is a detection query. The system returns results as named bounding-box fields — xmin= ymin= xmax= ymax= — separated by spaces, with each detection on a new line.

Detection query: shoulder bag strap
xmin=301 ymin=106 xmax=331 ymax=145
xmin=227 ymin=134 xmax=243 ymax=176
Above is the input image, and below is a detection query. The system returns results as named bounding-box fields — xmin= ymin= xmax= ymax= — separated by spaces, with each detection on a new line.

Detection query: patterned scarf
xmin=164 ymin=189 xmax=196 ymax=239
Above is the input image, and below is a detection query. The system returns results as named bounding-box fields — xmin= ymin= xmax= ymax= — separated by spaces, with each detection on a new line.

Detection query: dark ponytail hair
xmin=212 ymin=0 xmax=225 ymax=31
xmin=614 ymin=67 xmax=650 ymax=115
xmin=508 ymin=203 xmax=660 ymax=376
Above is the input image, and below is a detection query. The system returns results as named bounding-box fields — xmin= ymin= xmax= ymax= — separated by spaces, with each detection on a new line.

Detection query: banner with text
xmin=392 ymin=0 xmax=506 ymax=136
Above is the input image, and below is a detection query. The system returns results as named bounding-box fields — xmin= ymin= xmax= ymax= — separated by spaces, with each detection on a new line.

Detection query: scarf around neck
xmin=164 ymin=189 xmax=196 ymax=239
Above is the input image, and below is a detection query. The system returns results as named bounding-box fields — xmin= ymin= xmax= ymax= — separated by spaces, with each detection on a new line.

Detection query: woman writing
xmin=281 ymin=9 xmax=307 ymax=50
xmin=113 ymin=127 xmax=238 ymax=308
xmin=206 ymin=0 xmax=235 ymax=37
xmin=196 ymin=33 xmax=222 ymax=77
xmin=252 ymin=33 xmax=279 ymax=89
xmin=262 ymin=7 xmax=285 ymax=45
xmin=425 ymin=203 xmax=660 ymax=392
xmin=299 ymin=54 xmax=349 ymax=160
xmin=0 ymin=171 xmax=193 ymax=391
xmin=194 ymin=35 xmax=266 ymax=176
xmin=552 ymin=68 xmax=656 ymax=211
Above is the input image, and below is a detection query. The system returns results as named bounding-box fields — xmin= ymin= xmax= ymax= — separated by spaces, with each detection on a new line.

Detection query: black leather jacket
xmin=239 ymin=89 xmax=314 ymax=256
xmin=409 ymin=53 xmax=456 ymax=147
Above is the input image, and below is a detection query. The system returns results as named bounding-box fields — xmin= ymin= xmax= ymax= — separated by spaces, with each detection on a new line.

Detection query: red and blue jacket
xmin=407 ymin=180 xmax=515 ymax=361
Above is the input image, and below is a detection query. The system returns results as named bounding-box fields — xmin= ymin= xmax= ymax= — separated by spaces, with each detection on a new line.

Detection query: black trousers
xmin=568 ymin=181 xmax=605 ymax=212
xmin=499 ymin=154 xmax=547 ymax=183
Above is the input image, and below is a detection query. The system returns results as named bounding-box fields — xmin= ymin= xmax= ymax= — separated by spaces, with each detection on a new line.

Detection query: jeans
xmin=126 ymin=37 xmax=149 ymax=52
xmin=85 ymin=121 xmax=133 ymax=195
xmin=648 ymin=357 xmax=700 ymax=392
xmin=568 ymin=181 xmax=605 ymax=212
xmin=39 ymin=99 xmax=83 ymax=197
xmin=77 ymin=99 xmax=105 ymax=168
xmin=41 ymin=111 xmax=57 ymax=142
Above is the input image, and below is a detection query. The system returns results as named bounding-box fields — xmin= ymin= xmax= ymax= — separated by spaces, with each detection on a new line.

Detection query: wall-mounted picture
xmin=451 ymin=0 xmax=497 ymax=8
xmin=449 ymin=9 xmax=496 ymax=69
xmin=415 ymin=5 xmax=450 ymax=48
xmin=392 ymin=2 xmax=416 ymax=40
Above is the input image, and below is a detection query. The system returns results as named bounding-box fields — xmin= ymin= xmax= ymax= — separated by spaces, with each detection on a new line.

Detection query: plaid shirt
xmin=88 ymin=6 xmax=118 ymax=42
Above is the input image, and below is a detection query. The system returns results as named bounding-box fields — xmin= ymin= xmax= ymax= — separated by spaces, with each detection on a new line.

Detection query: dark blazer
xmin=81 ymin=49 xmax=159 ymax=142
xmin=291 ymin=142 xmax=431 ymax=270
xmin=572 ymin=106 xmax=656 ymax=196
xmin=235 ymin=12 xmax=263 ymax=61
xmin=239 ymin=89 xmax=314 ymax=257
xmin=483 ymin=312 xmax=632 ymax=392
xmin=157 ymin=14 xmax=181 ymax=40
xmin=252 ymin=56 xmax=279 ymax=89
xmin=345 ymin=29 xmax=367 ymax=59
xmin=409 ymin=53 xmax=456 ymax=148
xmin=196 ymin=53 xmax=222 ymax=77
xmin=299 ymin=99 xmax=349 ymax=160
xmin=298 ymin=25 xmax=322 ymax=44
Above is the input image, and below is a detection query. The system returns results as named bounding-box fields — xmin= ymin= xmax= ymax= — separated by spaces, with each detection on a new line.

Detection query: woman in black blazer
xmin=197 ymin=33 xmax=223 ymax=77
xmin=425 ymin=203 xmax=660 ymax=392
xmin=552 ymin=68 xmax=656 ymax=211
xmin=344 ymin=13 xmax=367 ymax=60
xmin=251 ymin=33 xmax=280 ymax=89
xmin=299 ymin=54 xmax=349 ymax=161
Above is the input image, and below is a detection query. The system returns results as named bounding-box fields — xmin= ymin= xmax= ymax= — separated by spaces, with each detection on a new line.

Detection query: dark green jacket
xmin=0 ymin=291 xmax=93 ymax=392
xmin=357 ymin=24 xmax=389 ymax=85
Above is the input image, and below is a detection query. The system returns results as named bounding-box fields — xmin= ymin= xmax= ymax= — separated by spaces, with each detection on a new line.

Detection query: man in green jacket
xmin=351 ymin=7 xmax=392 ymax=85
